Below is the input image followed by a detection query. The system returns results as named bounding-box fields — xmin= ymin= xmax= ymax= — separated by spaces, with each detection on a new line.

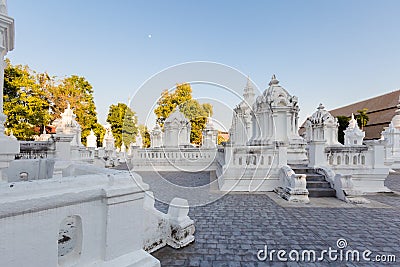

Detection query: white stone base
xmin=274 ymin=187 xmax=310 ymax=203
xmin=332 ymin=167 xmax=391 ymax=193
xmin=217 ymin=167 xmax=280 ymax=191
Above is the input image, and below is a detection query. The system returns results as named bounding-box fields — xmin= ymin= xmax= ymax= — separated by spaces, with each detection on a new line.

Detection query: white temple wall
xmin=0 ymin=173 xmax=160 ymax=267
xmin=129 ymin=147 xmax=217 ymax=172
xmin=216 ymin=145 xmax=284 ymax=191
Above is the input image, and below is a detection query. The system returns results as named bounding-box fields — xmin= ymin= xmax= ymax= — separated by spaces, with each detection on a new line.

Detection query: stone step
xmin=305 ymin=174 xmax=326 ymax=182
xmin=291 ymin=168 xmax=316 ymax=174
xmin=306 ymin=181 xmax=332 ymax=189
xmin=289 ymin=165 xmax=336 ymax=198
xmin=308 ymin=188 xmax=336 ymax=197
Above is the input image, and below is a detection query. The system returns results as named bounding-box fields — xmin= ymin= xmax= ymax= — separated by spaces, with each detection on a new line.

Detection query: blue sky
xmin=7 ymin=0 xmax=400 ymax=130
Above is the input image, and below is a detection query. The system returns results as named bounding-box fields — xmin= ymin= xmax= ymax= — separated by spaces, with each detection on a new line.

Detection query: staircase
xmin=290 ymin=165 xmax=336 ymax=197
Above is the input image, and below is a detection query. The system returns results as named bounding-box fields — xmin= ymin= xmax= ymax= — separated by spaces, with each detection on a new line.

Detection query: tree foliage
xmin=154 ymin=83 xmax=192 ymax=127
xmin=3 ymin=59 xmax=51 ymax=140
xmin=106 ymin=103 xmax=138 ymax=149
xmin=355 ymin=108 xmax=369 ymax=130
xmin=3 ymin=60 xmax=104 ymax=144
xmin=47 ymin=75 xmax=104 ymax=146
xmin=154 ymin=83 xmax=213 ymax=145
xmin=138 ymin=124 xmax=151 ymax=148
xmin=180 ymin=100 xmax=212 ymax=144
xmin=336 ymin=115 xmax=350 ymax=144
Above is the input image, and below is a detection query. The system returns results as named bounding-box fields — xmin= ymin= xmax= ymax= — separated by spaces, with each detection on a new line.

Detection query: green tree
xmin=3 ymin=59 xmax=51 ymax=140
xmin=138 ymin=124 xmax=151 ymax=148
xmin=107 ymin=103 xmax=138 ymax=149
xmin=336 ymin=116 xmax=350 ymax=144
xmin=154 ymin=83 xmax=213 ymax=145
xmin=355 ymin=108 xmax=369 ymax=130
xmin=47 ymin=75 xmax=104 ymax=146
xmin=180 ymin=100 xmax=213 ymax=144
xmin=154 ymin=83 xmax=193 ymax=127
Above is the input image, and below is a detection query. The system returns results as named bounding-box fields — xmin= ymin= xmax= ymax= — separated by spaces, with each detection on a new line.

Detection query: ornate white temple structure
xmin=344 ymin=113 xmax=365 ymax=146
xmin=229 ymin=77 xmax=255 ymax=146
xmin=163 ymin=107 xmax=191 ymax=148
xmin=53 ymin=104 xmax=83 ymax=146
xmin=202 ymin=117 xmax=218 ymax=149
xmin=249 ymin=75 xmax=308 ymax=164
xmin=86 ymin=129 xmax=97 ymax=148
xmin=150 ymin=123 xmax=163 ymax=148
xmin=130 ymin=107 xmax=217 ymax=172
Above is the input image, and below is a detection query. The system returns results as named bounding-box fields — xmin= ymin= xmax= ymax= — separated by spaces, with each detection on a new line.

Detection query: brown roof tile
xmin=299 ymin=90 xmax=400 ymax=139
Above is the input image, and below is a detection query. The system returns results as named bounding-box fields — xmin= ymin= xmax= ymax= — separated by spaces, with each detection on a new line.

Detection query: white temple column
xmin=0 ymin=2 xmax=19 ymax=182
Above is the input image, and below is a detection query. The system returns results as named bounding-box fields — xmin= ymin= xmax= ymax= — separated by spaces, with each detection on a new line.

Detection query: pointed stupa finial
xmin=243 ymin=75 xmax=255 ymax=105
xmin=10 ymin=129 xmax=17 ymax=140
xmin=348 ymin=113 xmax=358 ymax=129
xmin=0 ymin=0 xmax=8 ymax=15
xmin=245 ymin=75 xmax=251 ymax=87
xmin=269 ymin=74 xmax=279 ymax=86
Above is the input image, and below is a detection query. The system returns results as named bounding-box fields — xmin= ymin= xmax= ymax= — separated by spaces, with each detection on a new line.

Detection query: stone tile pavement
xmin=141 ymin=170 xmax=400 ymax=266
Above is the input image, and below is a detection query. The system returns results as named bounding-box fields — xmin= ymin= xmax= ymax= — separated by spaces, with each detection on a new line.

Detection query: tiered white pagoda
xmin=249 ymin=75 xmax=308 ymax=164
xmin=229 ymin=77 xmax=255 ymax=146
xmin=163 ymin=107 xmax=191 ymax=148
xmin=201 ymin=116 xmax=218 ymax=148
xmin=150 ymin=123 xmax=163 ymax=148
xmin=344 ymin=113 xmax=365 ymax=146
xmin=103 ymin=123 xmax=116 ymax=151
xmin=86 ymin=129 xmax=97 ymax=148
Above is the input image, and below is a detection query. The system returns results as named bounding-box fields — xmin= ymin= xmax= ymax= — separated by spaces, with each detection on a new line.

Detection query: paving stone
xmin=151 ymin=172 xmax=400 ymax=266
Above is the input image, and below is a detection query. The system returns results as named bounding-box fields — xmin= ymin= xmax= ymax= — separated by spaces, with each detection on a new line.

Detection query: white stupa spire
xmin=0 ymin=0 xmax=7 ymax=15
xmin=243 ymin=76 xmax=255 ymax=105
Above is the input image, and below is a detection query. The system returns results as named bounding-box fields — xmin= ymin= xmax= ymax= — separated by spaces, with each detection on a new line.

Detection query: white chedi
xmin=53 ymin=104 xmax=83 ymax=147
xmin=250 ymin=75 xmax=303 ymax=144
xmin=134 ymin=130 xmax=143 ymax=148
xmin=163 ymin=107 xmax=191 ymax=148
xmin=229 ymin=77 xmax=256 ymax=146
xmin=86 ymin=129 xmax=97 ymax=148
xmin=35 ymin=127 xmax=52 ymax=141
xmin=344 ymin=113 xmax=365 ymax=146
xmin=202 ymin=116 xmax=218 ymax=148
xmin=304 ymin=103 xmax=341 ymax=146
xmin=150 ymin=123 xmax=163 ymax=148
xmin=0 ymin=0 xmax=7 ymax=15
xmin=102 ymin=123 xmax=115 ymax=150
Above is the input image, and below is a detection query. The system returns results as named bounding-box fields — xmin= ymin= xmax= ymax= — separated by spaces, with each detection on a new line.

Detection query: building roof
xmin=299 ymin=90 xmax=400 ymax=140
xmin=329 ymin=90 xmax=400 ymax=139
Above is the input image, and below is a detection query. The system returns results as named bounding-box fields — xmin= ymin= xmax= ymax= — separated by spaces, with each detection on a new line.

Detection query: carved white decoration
xmin=202 ymin=116 xmax=218 ymax=148
xmin=163 ymin=107 xmax=191 ymax=148
xmin=86 ymin=129 xmax=97 ymax=148
xmin=150 ymin=123 xmax=163 ymax=148
xmin=229 ymin=77 xmax=256 ymax=146
xmin=305 ymin=103 xmax=341 ymax=146
xmin=344 ymin=113 xmax=365 ymax=146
